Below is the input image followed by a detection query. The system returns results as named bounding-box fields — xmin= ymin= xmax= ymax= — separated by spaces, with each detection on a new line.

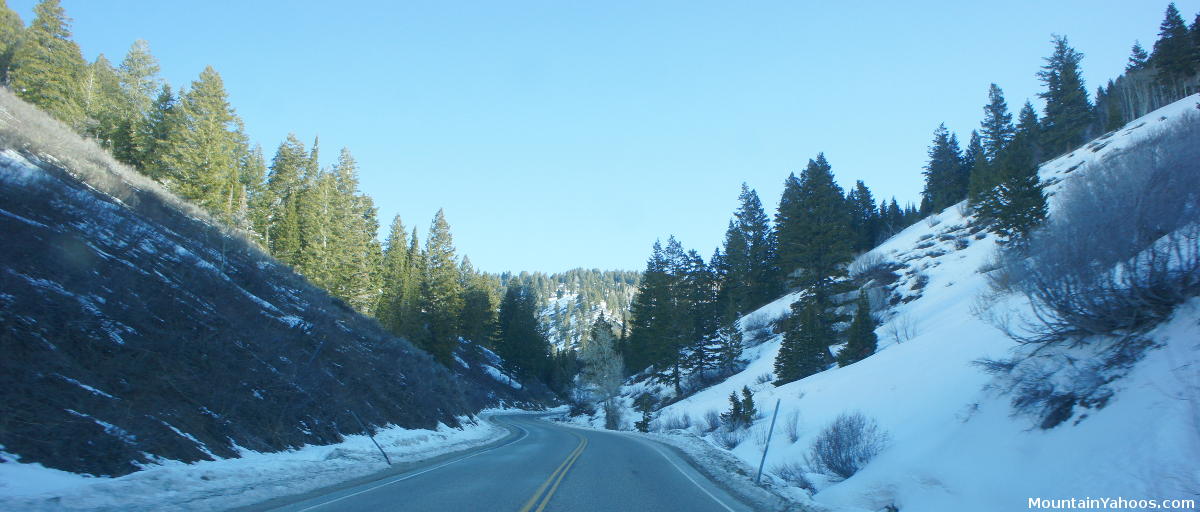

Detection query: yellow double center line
xmin=517 ymin=432 xmax=588 ymax=512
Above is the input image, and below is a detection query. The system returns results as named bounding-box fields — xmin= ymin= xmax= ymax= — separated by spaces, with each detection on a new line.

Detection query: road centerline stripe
xmin=517 ymin=432 xmax=586 ymax=512
xmin=533 ymin=436 xmax=587 ymax=512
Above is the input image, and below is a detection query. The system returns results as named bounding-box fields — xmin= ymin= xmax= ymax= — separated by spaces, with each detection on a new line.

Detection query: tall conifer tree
xmin=421 ymin=209 xmax=464 ymax=365
xmin=497 ymin=283 xmax=550 ymax=380
xmin=718 ymin=185 xmax=776 ymax=314
xmin=111 ymin=40 xmax=160 ymax=166
xmin=265 ymin=135 xmax=308 ymax=265
xmin=921 ymin=124 xmax=967 ymax=212
xmin=162 ymin=66 xmax=246 ymax=222
xmin=980 ymin=83 xmax=1014 ymax=160
xmin=9 ymin=0 xmax=84 ymax=126
xmin=775 ymin=154 xmax=852 ymax=297
xmin=846 ymin=180 xmax=878 ymax=252
xmin=0 ymin=1 xmax=23 ymax=84
xmin=774 ymin=298 xmax=832 ymax=386
xmin=837 ymin=292 xmax=878 ymax=367
xmin=1037 ymin=35 xmax=1092 ymax=155
xmin=1150 ymin=3 xmax=1194 ymax=95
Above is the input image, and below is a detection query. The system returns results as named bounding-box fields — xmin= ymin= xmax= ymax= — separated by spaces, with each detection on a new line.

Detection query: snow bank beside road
xmin=0 ymin=415 xmax=510 ymax=511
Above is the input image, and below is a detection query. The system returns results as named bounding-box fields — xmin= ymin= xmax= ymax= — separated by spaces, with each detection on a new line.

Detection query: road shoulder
xmin=233 ymin=414 xmax=525 ymax=512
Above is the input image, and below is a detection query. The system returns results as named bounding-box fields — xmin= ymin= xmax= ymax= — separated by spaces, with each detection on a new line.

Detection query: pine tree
xmin=1126 ymin=41 xmax=1149 ymax=72
xmin=837 ymin=291 xmax=878 ymax=367
xmin=718 ymin=185 xmax=776 ymax=314
xmin=880 ymin=198 xmax=905 ymax=239
xmin=8 ymin=0 xmax=85 ymax=126
xmin=377 ymin=215 xmax=412 ymax=333
xmin=681 ymin=249 xmax=719 ymax=375
xmin=1037 ymin=35 xmax=1092 ymax=156
xmin=774 ymin=154 xmax=852 ymax=296
xmin=773 ymin=298 xmax=832 ymax=386
xmin=921 ymin=124 xmax=967 ymax=212
xmin=979 ymin=169 xmax=1046 ymax=245
xmin=496 ymin=283 xmax=550 ymax=380
xmin=846 ymin=180 xmax=878 ymax=252
xmin=712 ymin=310 xmax=744 ymax=375
xmin=161 ymin=66 xmax=247 ymax=222
xmin=655 ymin=237 xmax=693 ymax=393
xmin=80 ymin=54 xmax=123 ymax=147
xmin=740 ymin=386 xmax=757 ymax=424
xmin=421 ymin=209 xmax=464 ymax=365
xmin=1095 ymin=81 xmax=1125 ymax=133
xmin=111 ymin=39 xmax=160 ymax=166
xmin=1016 ymin=101 xmax=1040 ymax=143
xmin=976 ymin=102 xmax=1047 ymax=244
xmin=1150 ymin=3 xmax=1194 ymax=95
xmin=459 ymin=257 xmax=500 ymax=345
xmin=265 ymin=135 xmax=308 ymax=265
xmin=720 ymin=391 xmax=745 ymax=428
xmin=625 ymin=240 xmax=670 ymax=373
xmin=327 ymin=148 xmax=383 ymax=313
xmin=1193 ymin=12 xmax=1200 ymax=69
xmin=295 ymin=138 xmax=331 ymax=281
xmin=0 ymin=2 xmax=23 ymax=84
xmin=243 ymin=144 xmax=270 ymax=242
xmin=980 ymin=83 xmax=1014 ymax=160
xmin=634 ymin=394 xmax=655 ymax=432
xmin=966 ymin=130 xmax=996 ymax=204
xmin=136 ymin=84 xmax=178 ymax=179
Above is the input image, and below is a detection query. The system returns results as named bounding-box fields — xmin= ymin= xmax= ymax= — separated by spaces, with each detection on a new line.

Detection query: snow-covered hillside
xmin=542 ymin=288 xmax=635 ymax=350
xmin=576 ymin=95 xmax=1200 ymax=511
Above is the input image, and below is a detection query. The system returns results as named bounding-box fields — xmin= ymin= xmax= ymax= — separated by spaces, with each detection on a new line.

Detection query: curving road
xmin=253 ymin=415 xmax=754 ymax=512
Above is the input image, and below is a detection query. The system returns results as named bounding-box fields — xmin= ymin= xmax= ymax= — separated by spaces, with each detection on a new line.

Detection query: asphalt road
xmin=259 ymin=415 xmax=754 ymax=512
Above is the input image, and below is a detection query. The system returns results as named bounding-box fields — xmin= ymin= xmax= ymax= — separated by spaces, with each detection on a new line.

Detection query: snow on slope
xmin=589 ymin=95 xmax=1200 ymax=511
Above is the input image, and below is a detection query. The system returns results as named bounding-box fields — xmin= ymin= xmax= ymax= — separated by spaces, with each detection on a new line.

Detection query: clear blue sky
xmin=14 ymin=1 xmax=1196 ymax=273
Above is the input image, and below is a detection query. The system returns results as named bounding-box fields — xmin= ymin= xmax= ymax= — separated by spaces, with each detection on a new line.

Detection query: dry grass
xmin=0 ymin=89 xmax=256 ymax=247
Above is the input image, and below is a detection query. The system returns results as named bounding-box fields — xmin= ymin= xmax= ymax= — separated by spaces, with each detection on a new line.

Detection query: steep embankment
xmin=586 ymin=95 xmax=1200 ymax=511
xmin=0 ymin=90 xmax=527 ymax=479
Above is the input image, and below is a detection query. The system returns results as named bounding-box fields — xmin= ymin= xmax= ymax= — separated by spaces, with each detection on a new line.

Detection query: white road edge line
xmin=292 ymin=421 xmax=530 ymax=512
xmin=643 ymin=441 xmax=738 ymax=512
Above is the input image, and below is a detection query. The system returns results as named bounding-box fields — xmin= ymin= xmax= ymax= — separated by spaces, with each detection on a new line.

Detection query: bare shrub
xmin=703 ymin=409 xmax=721 ymax=432
xmin=979 ymin=118 xmax=1200 ymax=425
xmin=742 ymin=311 xmax=783 ymax=345
xmin=805 ymin=412 xmax=888 ymax=480
xmin=784 ymin=410 xmax=802 ymax=443
xmin=998 ymin=113 xmax=1200 ymax=344
xmin=848 ymin=251 xmax=886 ymax=279
xmin=772 ymin=461 xmax=815 ymax=492
xmin=754 ymin=372 xmax=773 ymax=385
xmin=752 ymin=423 xmax=771 ymax=445
xmin=712 ymin=428 xmax=746 ymax=450
xmin=884 ymin=313 xmax=918 ymax=344
xmin=909 ymin=273 xmax=930 ymax=292
xmin=661 ymin=413 xmax=692 ymax=431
